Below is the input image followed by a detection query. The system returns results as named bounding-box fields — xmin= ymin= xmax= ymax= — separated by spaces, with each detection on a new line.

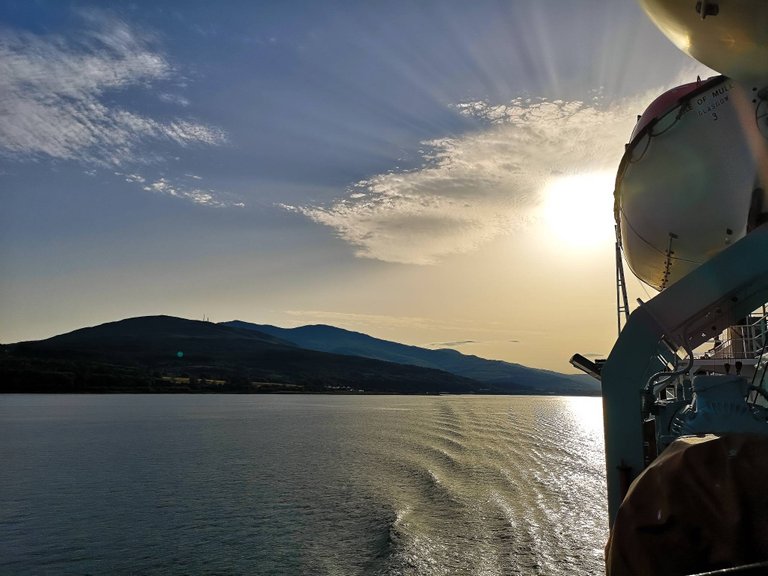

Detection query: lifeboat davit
xmin=615 ymin=75 xmax=768 ymax=290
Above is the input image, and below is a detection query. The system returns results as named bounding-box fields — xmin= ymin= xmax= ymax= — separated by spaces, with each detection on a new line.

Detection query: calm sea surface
xmin=0 ymin=394 xmax=607 ymax=575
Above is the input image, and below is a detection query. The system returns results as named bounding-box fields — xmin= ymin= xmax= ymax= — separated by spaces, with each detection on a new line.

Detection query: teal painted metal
xmin=602 ymin=224 xmax=768 ymax=526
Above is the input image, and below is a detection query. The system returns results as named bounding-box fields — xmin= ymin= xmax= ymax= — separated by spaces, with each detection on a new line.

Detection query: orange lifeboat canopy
xmin=629 ymin=80 xmax=704 ymax=142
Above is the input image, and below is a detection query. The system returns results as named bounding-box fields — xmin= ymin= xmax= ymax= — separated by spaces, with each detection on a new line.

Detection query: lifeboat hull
xmin=638 ymin=0 xmax=768 ymax=85
xmin=616 ymin=76 xmax=768 ymax=290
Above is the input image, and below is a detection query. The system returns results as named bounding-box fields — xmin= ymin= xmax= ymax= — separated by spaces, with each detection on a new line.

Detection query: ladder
xmin=615 ymin=236 xmax=631 ymax=336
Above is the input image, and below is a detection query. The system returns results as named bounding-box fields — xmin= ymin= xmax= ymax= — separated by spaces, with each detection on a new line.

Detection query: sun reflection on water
xmin=564 ymin=395 xmax=604 ymax=437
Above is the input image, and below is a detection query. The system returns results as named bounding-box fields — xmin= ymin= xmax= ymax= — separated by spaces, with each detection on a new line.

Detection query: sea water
xmin=0 ymin=394 xmax=607 ymax=575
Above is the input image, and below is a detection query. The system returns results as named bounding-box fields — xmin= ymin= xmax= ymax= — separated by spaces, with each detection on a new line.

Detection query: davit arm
xmin=602 ymin=223 xmax=768 ymax=525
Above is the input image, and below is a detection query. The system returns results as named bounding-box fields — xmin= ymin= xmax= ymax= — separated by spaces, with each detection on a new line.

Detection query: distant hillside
xmin=222 ymin=321 xmax=600 ymax=395
xmin=1 ymin=316 xmax=492 ymax=395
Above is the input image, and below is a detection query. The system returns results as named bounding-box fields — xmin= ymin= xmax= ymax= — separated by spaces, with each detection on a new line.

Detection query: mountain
xmin=222 ymin=321 xmax=600 ymax=395
xmin=0 ymin=316 xmax=493 ymax=395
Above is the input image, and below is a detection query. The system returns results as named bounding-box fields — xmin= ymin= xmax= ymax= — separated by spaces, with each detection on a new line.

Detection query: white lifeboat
xmin=638 ymin=0 xmax=768 ymax=86
xmin=615 ymin=75 xmax=768 ymax=290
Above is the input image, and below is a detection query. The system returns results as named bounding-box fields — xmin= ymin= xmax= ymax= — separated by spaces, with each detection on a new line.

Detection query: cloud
xmin=0 ymin=11 xmax=225 ymax=167
xmin=111 ymin=171 xmax=243 ymax=207
xmin=289 ymin=90 xmax=670 ymax=265
xmin=159 ymin=93 xmax=191 ymax=107
xmin=427 ymin=338 xmax=523 ymax=349
xmin=429 ymin=340 xmax=477 ymax=347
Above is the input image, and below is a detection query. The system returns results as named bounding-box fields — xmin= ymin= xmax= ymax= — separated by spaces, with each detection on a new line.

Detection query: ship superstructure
xmin=571 ymin=1 xmax=768 ymax=573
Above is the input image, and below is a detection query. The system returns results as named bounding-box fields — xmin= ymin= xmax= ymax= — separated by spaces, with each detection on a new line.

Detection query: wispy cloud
xmin=427 ymin=338 xmax=522 ymax=350
xmin=141 ymin=176 xmax=242 ymax=207
xmin=159 ymin=93 xmax=191 ymax=107
xmin=0 ymin=11 xmax=225 ymax=167
xmin=289 ymin=78 xmax=703 ymax=264
xmin=429 ymin=340 xmax=477 ymax=347
xmin=112 ymin=171 xmax=243 ymax=207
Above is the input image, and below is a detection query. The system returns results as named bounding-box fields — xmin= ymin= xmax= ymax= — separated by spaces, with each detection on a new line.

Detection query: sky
xmin=0 ymin=0 xmax=713 ymax=372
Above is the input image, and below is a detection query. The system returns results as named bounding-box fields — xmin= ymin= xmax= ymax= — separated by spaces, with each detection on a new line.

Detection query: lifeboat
xmin=615 ymin=75 xmax=768 ymax=290
xmin=638 ymin=0 xmax=768 ymax=85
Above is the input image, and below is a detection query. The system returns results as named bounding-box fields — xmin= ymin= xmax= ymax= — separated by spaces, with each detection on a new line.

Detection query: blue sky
xmin=0 ymin=1 xmax=709 ymax=371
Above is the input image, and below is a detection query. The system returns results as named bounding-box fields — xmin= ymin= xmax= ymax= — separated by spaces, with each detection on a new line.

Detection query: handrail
xmin=687 ymin=560 xmax=768 ymax=575
xmin=696 ymin=310 xmax=768 ymax=361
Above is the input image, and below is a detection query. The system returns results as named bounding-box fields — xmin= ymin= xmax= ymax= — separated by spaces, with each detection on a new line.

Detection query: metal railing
xmin=700 ymin=309 xmax=767 ymax=361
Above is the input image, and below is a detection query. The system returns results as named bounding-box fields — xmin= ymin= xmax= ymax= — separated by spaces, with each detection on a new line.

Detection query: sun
xmin=540 ymin=171 xmax=616 ymax=250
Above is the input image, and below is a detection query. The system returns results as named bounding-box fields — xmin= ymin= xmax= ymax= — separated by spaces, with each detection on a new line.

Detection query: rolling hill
xmin=1 ymin=315 xmax=599 ymax=395
xmin=222 ymin=321 xmax=600 ymax=395
xmin=0 ymin=316 xmax=491 ymax=394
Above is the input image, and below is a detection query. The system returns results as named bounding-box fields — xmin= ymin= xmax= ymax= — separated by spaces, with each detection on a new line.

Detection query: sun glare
xmin=541 ymin=172 xmax=616 ymax=250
